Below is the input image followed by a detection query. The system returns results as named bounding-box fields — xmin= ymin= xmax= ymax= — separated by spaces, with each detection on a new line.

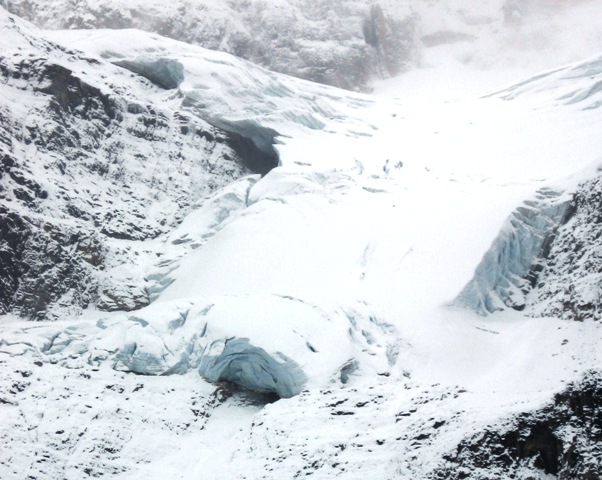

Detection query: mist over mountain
xmin=1 ymin=2 xmax=602 ymax=479
xmin=2 ymin=0 xmax=601 ymax=91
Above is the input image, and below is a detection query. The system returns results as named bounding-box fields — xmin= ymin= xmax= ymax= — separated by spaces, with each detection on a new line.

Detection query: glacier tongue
xmin=80 ymin=294 xmax=400 ymax=398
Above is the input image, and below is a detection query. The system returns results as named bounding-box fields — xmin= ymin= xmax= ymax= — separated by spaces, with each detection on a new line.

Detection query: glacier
xmin=457 ymin=53 xmax=602 ymax=318
xmin=197 ymin=338 xmax=306 ymax=399
xmin=31 ymin=294 xmax=399 ymax=400
xmin=112 ymin=57 xmax=185 ymax=90
xmin=1 ymin=4 xmax=602 ymax=480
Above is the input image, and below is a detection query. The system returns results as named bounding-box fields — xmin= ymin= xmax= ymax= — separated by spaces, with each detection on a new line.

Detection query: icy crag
xmin=455 ymin=188 xmax=573 ymax=315
xmin=113 ymin=57 xmax=185 ymax=90
xmin=38 ymin=295 xmax=400 ymax=399
xmin=199 ymin=338 xmax=306 ymax=399
xmin=458 ymin=171 xmax=602 ymax=322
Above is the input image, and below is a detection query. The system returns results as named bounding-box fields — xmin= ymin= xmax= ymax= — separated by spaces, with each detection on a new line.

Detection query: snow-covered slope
xmin=456 ymin=53 xmax=602 ymax=321
xmin=1 ymin=5 xmax=602 ymax=480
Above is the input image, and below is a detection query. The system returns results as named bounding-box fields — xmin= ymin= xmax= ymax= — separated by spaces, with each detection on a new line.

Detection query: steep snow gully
xmin=2 ymin=5 xmax=602 ymax=480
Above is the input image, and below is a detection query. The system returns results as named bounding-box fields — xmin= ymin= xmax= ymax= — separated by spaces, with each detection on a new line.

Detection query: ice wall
xmin=198 ymin=338 xmax=306 ymax=398
xmin=455 ymin=188 xmax=573 ymax=315
xmin=86 ymin=295 xmax=399 ymax=398
xmin=113 ymin=57 xmax=184 ymax=90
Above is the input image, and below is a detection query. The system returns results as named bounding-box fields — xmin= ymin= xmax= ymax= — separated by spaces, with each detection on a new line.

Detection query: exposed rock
xmin=0 ymin=12 xmax=255 ymax=320
xmin=0 ymin=209 xmax=97 ymax=319
xmin=433 ymin=370 xmax=602 ymax=479
xmin=530 ymin=175 xmax=602 ymax=321
xmin=362 ymin=3 xmax=416 ymax=78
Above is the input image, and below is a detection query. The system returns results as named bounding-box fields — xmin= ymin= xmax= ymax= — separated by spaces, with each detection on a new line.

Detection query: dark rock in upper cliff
xmin=0 ymin=0 xmax=418 ymax=91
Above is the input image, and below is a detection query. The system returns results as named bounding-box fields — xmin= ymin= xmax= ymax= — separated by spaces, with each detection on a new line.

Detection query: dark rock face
xmin=362 ymin=4 xmax=416 ymax=78
xmin=0 ymin=209 xmax=100 ymax=319
xmin=433 ymin=370 xmax=602 ymax=479
xmin=0 ymin=16 xmax=256 ymax=320
xmin=529 ymin=175 xmax=602 ymax=321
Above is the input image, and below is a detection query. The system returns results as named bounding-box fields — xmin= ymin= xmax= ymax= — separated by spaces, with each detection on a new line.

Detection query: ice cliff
xmin=12 ymin=294 xmax=399 ymax=400
xmin=455 ymin=188 xmax=573 ymax=315
xmin=457 ymin=54 xmax=602 ymax=320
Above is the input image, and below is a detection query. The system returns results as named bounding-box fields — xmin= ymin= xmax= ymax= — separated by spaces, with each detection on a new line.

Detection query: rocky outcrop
xmin=529 ymin=175 xmax=602 ymax=321
xmin=0 ymin=12 xmax=255 ymax=320
xmin=0 ymin=209 xmax=100 ymax=319
xmin=0 ymin=0 xmax=418 ymax=91
xmin=433 ymin=370 xmax=602 ymax=479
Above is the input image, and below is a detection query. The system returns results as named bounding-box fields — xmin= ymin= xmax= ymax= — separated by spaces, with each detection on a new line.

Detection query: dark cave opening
xmin=224 ymin=127 xmax=280 ymax=176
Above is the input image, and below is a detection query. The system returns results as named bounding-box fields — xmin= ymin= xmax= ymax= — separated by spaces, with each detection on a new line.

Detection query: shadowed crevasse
xmin=223 ymin=126 xmax=280 ymax=176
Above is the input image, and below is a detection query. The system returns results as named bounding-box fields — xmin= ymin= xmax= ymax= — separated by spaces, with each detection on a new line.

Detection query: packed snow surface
xmin=1 ymin=7 xmax=602 ymax=480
